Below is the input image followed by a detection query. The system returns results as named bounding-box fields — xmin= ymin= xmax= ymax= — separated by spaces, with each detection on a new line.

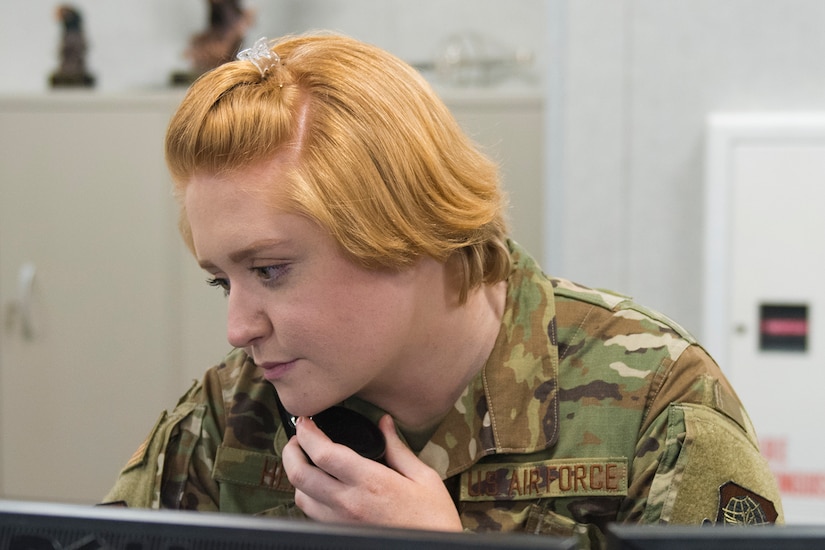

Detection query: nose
xmin=226 ymin=286 xmax=271 ymax=349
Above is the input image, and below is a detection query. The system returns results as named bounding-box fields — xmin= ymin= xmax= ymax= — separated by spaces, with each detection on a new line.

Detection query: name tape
xmin=460 ymin=457 xmax=628 ymax=501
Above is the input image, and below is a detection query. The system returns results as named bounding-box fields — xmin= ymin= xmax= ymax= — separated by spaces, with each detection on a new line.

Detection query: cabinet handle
xmin=17 ymin=262 xmax=37 ymax=340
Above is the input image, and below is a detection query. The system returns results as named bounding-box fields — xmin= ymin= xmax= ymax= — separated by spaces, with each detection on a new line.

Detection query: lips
xmin=258 ymin=359 xmax=297 ymax=381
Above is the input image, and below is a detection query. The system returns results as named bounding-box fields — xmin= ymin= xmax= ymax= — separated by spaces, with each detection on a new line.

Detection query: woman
xmin=105 ymin=32 xmax=782 ymax=548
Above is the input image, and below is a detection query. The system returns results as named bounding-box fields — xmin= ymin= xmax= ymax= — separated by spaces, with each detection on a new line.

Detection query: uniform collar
xmin=418 ymin=241 xmax=560 ymax=479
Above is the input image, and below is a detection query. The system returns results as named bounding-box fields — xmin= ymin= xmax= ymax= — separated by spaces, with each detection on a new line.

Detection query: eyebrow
xmin=198 ymin=238 xmax=289 ymax=270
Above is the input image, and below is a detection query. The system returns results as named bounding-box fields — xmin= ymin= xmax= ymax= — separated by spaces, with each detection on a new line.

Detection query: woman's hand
xmin=281 ymin=414 xmax=463 ymax=532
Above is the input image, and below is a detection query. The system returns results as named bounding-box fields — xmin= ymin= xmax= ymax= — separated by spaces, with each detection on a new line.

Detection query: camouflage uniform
xmin=104 ymin=242 xmax=782 ymax=548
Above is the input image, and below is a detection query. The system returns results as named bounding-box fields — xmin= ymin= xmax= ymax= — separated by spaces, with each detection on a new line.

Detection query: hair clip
xmin=237 ymin=37 xmax=280 ymax=76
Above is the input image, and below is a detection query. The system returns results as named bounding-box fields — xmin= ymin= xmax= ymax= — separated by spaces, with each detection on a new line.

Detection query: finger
xmin=280 ymin=435 xmax=309 ymax=472
xmin=289 ymin=418 xmax=384 ymax=523
xmin=293 ymin=486 xmax=340 ymax=523
xmin=281 ymin=435 xmax=324 ymax=493
xmin=282 ymin=422 xmax=352 ymax=492
xmin=282 ymin=425 xmax=350 ymax=512
xmin=294 ymin=416 xmax=337 ymax=466
xmin=379 ymin=415 xmax=440 ymax=481
xmin=294 ymin=416 xmax=375 ymax=483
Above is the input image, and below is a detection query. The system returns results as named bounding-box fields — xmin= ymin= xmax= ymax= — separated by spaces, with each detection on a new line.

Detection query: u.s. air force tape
xmin=460 ymin=457 xmax=628 ymax=501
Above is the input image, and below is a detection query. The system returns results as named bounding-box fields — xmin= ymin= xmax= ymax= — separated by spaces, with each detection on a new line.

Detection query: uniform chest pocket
xmin=212 ymin=446 xmax=298 ymax=515
xmin=212 ymin=445 xmax=295 ymax=492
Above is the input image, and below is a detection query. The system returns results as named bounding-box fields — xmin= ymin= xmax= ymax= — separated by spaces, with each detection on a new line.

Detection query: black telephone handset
xmin=275 ymin=392 xmax=386 ymax=464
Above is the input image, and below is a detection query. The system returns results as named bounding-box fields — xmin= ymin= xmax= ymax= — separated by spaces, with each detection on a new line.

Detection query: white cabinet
xmin=0 ymin=90 xmax=543 ymax=505
xmin=0 ymin=94 xmax=228 ymax=503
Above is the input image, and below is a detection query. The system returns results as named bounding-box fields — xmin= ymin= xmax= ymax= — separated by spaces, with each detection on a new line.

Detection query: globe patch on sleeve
xmin=717 ymin=481 xmax=779 ymax=525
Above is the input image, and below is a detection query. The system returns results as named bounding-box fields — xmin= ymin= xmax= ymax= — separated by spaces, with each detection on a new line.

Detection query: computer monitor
xmin=606 ymin=523 xmax=825 ymax=550
xmin=0 ymin=499 xmax=577 ymax=550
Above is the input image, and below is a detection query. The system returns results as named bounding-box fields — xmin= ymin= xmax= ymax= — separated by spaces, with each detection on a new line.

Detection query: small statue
xmin=171 ymin=0 xmax=253 ymax=85
xmin=50 ymin=4 xmax=95 ymax=88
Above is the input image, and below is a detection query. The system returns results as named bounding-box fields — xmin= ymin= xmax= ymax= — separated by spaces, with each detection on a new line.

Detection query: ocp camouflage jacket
xmin=104 ymin=242 xmax=783 ymax=549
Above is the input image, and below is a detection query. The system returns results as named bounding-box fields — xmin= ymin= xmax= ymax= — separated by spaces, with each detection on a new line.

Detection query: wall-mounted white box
xmin=705 ymin=113 xmax=825 ymax=523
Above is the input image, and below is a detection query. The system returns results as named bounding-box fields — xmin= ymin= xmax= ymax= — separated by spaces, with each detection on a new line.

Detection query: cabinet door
xmin=0 ymin=97 xmax=184 ymax=503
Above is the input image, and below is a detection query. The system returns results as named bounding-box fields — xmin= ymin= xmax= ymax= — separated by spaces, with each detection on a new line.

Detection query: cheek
xmin=325 ymin=273 xmax=407 ymax=327
xmin=272 ymin=252 xmax=417 ymax=356
xmin=283 ymin=276 xmax=408 ymax=351
xmin=307 ymin=261 xmax=403 ymax=317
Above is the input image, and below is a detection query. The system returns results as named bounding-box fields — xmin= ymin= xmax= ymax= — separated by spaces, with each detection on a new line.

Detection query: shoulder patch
xmin=123 ymin=411 xmax=167 ymax=473
xmin=717 ymin=481 xmax=779 ymax=525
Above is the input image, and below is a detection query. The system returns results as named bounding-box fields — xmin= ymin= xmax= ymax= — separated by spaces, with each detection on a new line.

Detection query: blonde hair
xmin=166 ymin=32 xmax=511 ymax=301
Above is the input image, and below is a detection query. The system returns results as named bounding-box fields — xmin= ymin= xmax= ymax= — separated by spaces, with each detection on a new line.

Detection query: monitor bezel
xmin=606 ymin=523 xmax=825 ymax=550
xmin=0 ymin=499 xmax=577 ymax=550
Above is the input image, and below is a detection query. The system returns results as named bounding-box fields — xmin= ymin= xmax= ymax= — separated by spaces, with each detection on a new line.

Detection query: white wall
xmin=0 ymin=0 xmax=547 ymax=93
xmin=553 ymin=0 xmax=825 ymax=337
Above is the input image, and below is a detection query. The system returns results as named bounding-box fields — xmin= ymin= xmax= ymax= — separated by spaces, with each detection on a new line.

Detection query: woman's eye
xmin=254 ymin=265 xmax=288 ymax=287
xmin=206 ymin=277 xmax=230 ymax=296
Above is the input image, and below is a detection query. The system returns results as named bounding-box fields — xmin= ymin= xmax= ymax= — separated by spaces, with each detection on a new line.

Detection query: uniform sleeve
xmin=620 ymin=344 xmax=783 ymax=524
xmin=101 ymin=371 xmax=226 ymax=511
